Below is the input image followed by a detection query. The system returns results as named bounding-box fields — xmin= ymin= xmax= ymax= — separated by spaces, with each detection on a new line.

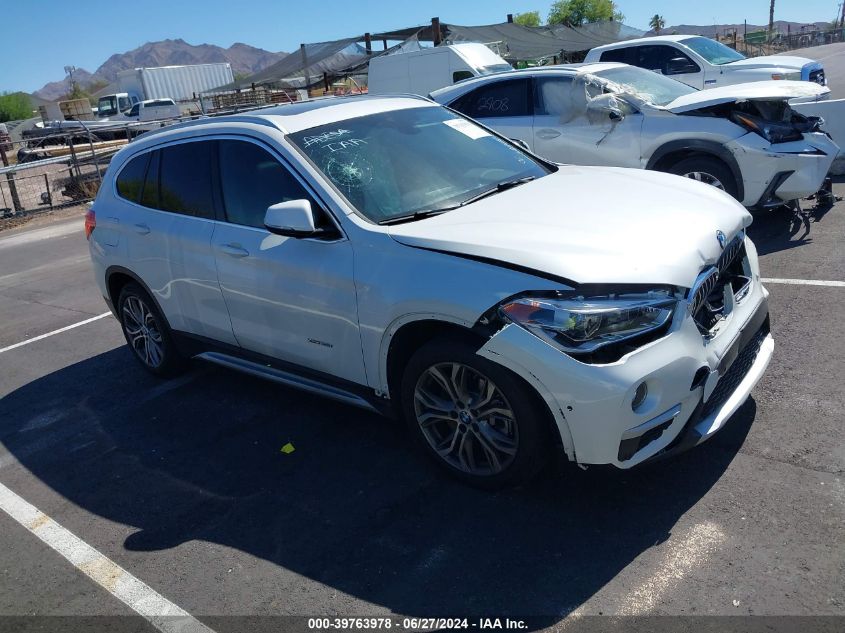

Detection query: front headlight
xmin=771 ymin=72 xmax=801 ymax=81
xmin=499 ymin=290 xmax=677 ymax=355
xmin=731 ymin=112 xmax=803 ymax=144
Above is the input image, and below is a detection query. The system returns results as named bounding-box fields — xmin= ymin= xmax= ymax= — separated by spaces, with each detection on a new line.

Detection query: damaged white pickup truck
xmin=431 ymin=63 xmax=838 ymax=209
xmin=89 ymin=96 xmax=773 ymax=488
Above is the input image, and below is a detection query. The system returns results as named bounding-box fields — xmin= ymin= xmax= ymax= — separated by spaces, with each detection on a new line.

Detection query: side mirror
xmin=264 ymin=199 xmax=320 ymax=237
xmin=586 ymin=93 xmax=625 ymax=123
xmin=510 ymin=138 xmax=530 ymax=151
xmin=665 ymin=57 xmax=698 ymax=75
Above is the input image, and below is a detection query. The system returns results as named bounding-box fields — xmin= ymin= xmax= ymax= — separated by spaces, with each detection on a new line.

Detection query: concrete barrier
xmin=793 ymin=98 xmax=845 ymax=175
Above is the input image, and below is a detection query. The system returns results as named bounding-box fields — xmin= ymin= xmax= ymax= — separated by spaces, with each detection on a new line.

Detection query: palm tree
xmin=649 ymin=14 xmax=666 ymax=35
xmin=768 ymin=0 xmax=776 ymax=43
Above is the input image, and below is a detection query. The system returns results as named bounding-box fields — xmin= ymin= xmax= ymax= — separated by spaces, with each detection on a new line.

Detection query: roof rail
xmin=136 ymin=113 xmax=283 ymax=140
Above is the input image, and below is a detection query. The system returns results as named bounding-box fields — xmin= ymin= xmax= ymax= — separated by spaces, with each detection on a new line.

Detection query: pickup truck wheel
xmin=667 ymin=156 xmax=739 ymax=199
xmin=117 ymin=283 xmax=185 ymax=377
xmin=400 ymin=337 xmax=550 ymax=489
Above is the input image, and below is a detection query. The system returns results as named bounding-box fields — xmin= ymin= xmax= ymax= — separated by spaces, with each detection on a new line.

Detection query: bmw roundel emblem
xmin=716 ymin=230 xmax=727 ymax=249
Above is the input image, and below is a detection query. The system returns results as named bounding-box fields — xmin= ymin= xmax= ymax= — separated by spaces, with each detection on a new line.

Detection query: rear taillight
xmin=84 ymin=209 xmax=96 ymax=240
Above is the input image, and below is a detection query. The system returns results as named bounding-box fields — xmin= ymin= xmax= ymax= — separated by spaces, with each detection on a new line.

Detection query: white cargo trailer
xmin=117 ymin=63 xmax=234 ymax=102
xmin=97 ymin=63 xmax=235 ymax=118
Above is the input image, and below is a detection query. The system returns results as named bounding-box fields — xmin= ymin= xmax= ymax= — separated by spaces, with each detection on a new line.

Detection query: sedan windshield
xmin=288 ymin=105 xmax=551 ymax=223
xmin=682 ymin=36 xmax=746 ymax=65
xmin=592 ymin=65 xmax=698 ymax=106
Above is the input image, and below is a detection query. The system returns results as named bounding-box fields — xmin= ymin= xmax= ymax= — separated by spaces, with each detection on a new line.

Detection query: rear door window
xmin=450 ymin=79 xmax=532 ymax=119
xmin=158 ymin=141 xmax=217 ymax=219
xmin=599 ymin=47 xmax=636 ymax=64
xmin=115 ymin=153 xmax=150 ymax=203
xmin=140 ymin=150 xmax=160 ymax=209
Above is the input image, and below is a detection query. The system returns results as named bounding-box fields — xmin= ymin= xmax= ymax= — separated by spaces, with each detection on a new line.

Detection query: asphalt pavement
xmin=0 ymin=187 xmax=843 ymax=632
xmin=778 ymin=41 xmax=845 ymax=99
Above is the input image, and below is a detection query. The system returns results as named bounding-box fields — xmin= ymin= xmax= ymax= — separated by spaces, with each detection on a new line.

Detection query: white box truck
xmin=368 ymin=43 xmax=512 ymax=96
xmin=96 ymin=63 xmax=234 ymax=118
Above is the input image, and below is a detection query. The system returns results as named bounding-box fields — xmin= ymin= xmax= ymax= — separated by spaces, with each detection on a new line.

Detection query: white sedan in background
xmin=431 ymin=63 xmax=837 ymax=209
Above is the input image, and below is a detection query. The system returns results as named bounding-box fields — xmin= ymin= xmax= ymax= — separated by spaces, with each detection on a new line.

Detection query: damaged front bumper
xmin=477 ymin=255 xmax=773 ymax=469
xmin=728 ymin=131 xmax=838 ymax=207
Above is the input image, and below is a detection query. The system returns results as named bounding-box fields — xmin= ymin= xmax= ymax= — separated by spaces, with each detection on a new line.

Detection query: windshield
xmin=591 ymin=65 xmax=698 ymax=106
xmin=97 ymin=96 xmax=118 ymax=117
xmin=682 ymin=36 xmax=746 ymax=65
xmin=288 ymin=106 xmax=550 ymax=224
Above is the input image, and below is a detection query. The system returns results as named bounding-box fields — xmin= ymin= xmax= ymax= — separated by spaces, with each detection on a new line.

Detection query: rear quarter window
xmin=115 ymin=153 xmax=150 ymax=203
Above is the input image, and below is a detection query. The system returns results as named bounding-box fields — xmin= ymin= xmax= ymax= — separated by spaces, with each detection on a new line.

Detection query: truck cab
xmin=367 ymin=43 xmax=513 ymax=95
xmin=585 ymin=35 xmax=826 ymax=90
xmin=96 ymin=93 xmax=139 ymax=119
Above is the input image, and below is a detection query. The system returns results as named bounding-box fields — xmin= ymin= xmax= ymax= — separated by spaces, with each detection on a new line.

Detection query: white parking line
xmin=0 ymin=312 xmax=112 ymax=354
xmin=762 ymin=277 xmax=845 ymax=287
xmin=0 ymin=481 xmax=214 ymax=633
xmin=618 ymin=521 xmax=727 ymax=615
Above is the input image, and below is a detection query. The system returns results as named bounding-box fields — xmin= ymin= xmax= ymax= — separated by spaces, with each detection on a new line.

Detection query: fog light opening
xmin=632 ymin=382 xmax=648 ymax=411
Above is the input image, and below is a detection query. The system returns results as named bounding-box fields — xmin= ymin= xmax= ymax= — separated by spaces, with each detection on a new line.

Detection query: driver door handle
xmin=220 ymin=243 xmax=249 ymax=258
xmin=133 ymin=223 xmax=150 ymax=235
xmin=536 ymin=128 xmax=562 ymax=139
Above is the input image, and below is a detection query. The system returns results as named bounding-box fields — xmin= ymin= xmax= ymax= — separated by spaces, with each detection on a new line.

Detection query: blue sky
xmin=1 ymin=0 xmax=839 ymax=93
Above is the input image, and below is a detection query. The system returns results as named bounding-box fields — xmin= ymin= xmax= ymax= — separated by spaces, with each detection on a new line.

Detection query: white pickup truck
xmin=585 ymin=35 xmax=826 ymax=90
xmin=121 ymin=99 xmax=181 ymax=122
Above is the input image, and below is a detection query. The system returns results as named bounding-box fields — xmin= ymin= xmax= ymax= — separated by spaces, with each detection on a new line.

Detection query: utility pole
xmin=64 ymin=65 xmax=77 ymax=94
xmin=840 ymin=1 xmax=844 ymax=29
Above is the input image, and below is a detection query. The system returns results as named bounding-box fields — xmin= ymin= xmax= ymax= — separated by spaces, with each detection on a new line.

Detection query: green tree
xmin=649 ymin=14 xmax=666 ymax=34
xmin=547 ymin=0 xmax=624 ymax=27
xmin=514 ymin=11 xmax=542 ymax=27
xmin=0 ymin=92 xmax=33 ymax=123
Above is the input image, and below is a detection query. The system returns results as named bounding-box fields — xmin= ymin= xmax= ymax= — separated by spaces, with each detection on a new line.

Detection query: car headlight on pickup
xmin=499 ymin=290 xmax=677 ymax=355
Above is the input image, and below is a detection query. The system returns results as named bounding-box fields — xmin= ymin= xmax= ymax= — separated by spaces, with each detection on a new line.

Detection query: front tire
xmin=117 ymin=282 xmax=185 ymax=377
xmin=665 ymin=156 xmax=739 ymax=200
xmin=400 ymin=337 xmax=551 ymax=489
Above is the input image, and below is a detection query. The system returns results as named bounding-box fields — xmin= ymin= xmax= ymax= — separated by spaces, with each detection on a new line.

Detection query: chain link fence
xmin=0 ymin=118 xmax=199 ymax=219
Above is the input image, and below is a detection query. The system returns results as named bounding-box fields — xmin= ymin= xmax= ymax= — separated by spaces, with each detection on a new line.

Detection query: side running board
xmin=195 ymin=352 xmax=380 ymax=414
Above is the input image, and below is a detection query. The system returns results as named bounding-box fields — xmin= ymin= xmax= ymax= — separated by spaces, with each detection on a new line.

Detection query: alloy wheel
xmin=413 ymin=362 xmax=518 ymax=476
xmin=682 ymin=171 xmax=725 ymax=190
xmin=122 ymin=295 xmax=164 ymax=369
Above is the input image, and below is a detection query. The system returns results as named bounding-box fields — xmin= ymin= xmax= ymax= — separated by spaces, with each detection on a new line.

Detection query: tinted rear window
xmin=115 ymin=153 xmax=149 ymax=203
xmin=158 ymin=141 xmax=216 ymax=219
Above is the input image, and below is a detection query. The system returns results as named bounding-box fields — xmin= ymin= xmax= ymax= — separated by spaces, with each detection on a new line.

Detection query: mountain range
xmin=645 ymin=20 xmax=831 ymax=37
xmin=34 ymin=39 xmax=288 ymax=101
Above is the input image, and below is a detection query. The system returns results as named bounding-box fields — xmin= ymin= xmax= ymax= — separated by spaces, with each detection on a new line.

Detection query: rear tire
xmin=400 ymin=337 xmax=552 ymax=489
xmin=665 ymin=156 xmax=739 ymax=200
xmin=117 ymin=282 xmax=185 ymax=377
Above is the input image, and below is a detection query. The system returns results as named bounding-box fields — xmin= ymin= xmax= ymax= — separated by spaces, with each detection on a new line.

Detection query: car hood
xmin=665 ymin=80 xmax=829 ymax=113
xmin=724 ymin=55 xmax=815 ymax=71
xmin=387 ymin=167 xmax=751 ymax=288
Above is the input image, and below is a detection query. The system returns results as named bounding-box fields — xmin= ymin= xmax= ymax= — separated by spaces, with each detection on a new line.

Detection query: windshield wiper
xmin=378 ymin=208 xmax=452 ymax=226
xmin=379 ymin=177 xmax=536 ymax=226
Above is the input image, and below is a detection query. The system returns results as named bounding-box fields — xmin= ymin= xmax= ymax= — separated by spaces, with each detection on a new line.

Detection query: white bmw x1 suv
xmin=87 ymin=95 xmax=774 ymax=488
